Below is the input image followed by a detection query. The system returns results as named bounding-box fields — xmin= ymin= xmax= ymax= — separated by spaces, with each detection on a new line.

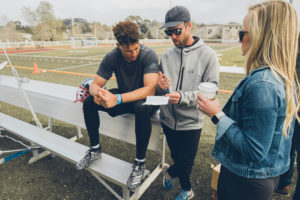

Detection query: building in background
xmin=221 ymin=23 xmax=242 ymax=43
xmin=197 ymin=22 xmax=242 ymax=43
xmin=196 ymin=24 xmax=222 ymax=40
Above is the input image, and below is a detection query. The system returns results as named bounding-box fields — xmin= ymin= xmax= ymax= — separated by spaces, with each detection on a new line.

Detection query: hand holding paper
xmin=142 ymin=96 xmax=169 ymax=105
xmin=165 ymin=91 xmax=181 ymax=104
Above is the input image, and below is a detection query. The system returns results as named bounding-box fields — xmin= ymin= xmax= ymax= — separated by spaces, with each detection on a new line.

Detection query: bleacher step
xmin=0 ymin=112 xmax=143 ymax=186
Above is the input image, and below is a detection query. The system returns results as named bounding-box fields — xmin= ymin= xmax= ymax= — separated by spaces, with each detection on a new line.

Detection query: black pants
xmin=218 ymin=165 xmax=279 ymax=200
xmin=293 ymin=120 xmax=300 ymax=200
xmin=161 ymin=123 xmax=201 ymax=191
xmin=83 ymin=89 xmax=157 ymax=160
xmin=278 ymin=132 xmax=296 ymax=189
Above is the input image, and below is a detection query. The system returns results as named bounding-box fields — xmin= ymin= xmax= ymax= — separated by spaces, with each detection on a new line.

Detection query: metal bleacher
xmin=0 ymin=75 xmax=165 ymax=200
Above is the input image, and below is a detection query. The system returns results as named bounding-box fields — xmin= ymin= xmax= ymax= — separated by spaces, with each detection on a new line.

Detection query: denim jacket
xmin=212 ymin=67 xmax=294 ymax=179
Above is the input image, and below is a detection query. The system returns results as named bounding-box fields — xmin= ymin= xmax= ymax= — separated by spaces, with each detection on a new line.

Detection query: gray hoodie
xmin=158 ymin=37 xmax=219 ymax=130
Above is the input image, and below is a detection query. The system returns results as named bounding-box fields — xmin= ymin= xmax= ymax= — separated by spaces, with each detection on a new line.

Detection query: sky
xmin=0 ymin=0 xmax=299 ymax=26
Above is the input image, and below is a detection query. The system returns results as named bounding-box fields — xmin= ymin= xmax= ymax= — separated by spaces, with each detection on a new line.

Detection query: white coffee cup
xmin=198 ymin=82 xmax=218 ymax=99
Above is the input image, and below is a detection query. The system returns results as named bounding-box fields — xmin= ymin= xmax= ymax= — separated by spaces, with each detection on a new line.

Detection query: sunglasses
xmin=164 ymin=23 xmax=188 ymax=36
xmin=239 ymin=30 xmax=249 ymax=42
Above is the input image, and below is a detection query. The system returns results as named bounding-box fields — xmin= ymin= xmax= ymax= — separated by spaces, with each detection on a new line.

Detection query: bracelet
xmin=116 ymin=94 xmax=122 ymax=105
xmin=211 ymin=111 xmax=225 ymax=125
xmin=215 ymin=111 xmax=225 ymax=120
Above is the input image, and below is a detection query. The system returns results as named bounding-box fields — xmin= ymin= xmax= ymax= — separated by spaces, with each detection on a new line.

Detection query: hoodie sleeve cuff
xmin=156 ymin=85 xmax=167 ymax=96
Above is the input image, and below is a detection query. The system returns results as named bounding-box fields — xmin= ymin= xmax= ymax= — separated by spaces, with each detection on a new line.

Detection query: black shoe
xmin=126 ymin=161 xmax=146 ymax=190
xmin=275 ymin=185 xmax=290 ymax=196
xmin=76 ymin=147 xmax=102 ymax=170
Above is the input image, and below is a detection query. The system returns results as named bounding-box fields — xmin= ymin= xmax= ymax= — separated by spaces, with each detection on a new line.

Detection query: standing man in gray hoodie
xmin=157 ymin=6 xmax=219 ymax=200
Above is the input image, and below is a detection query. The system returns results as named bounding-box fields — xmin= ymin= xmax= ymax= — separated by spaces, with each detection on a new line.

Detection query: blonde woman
xmin=196 ymin=1 xmax=299 ymax=200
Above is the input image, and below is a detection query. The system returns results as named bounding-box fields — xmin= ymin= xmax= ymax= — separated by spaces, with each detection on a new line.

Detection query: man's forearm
xmin=121 ymin=86 xmax=156 ymax=103
xmin=89 ymin=83 xmax=102 ymax=96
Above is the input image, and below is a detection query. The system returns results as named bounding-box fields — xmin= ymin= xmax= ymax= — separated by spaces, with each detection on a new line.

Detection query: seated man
xmin=76 ymin=20 xmax=159 ymax=190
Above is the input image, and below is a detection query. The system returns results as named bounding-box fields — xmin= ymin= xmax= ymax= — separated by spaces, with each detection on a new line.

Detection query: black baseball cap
xmin=160 ymin=6 xmax=191 ymax=29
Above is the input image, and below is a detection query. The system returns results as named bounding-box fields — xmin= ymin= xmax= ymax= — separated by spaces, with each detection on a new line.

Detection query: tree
xmin=125 ymin=15 xmax=143 ymax=25
xmin=32 ymin=23 xmax=51 ymax=41
xmin=94 ymin=22 xmax=113 ymax=40
xmin=22 ymin=1 xmax=55 ymax=26
xmin=22 ymin=1 xmax=66 ymax=41
xmin=12 ymin=21 xmax=33 ymax=34
xmin=0 ymin=22 xmax=23 ymax=41
xmin=73 ymin=18 xmax=91 ymax=34
xmin=124 ymin=16 xmax=169 ymax=39
xmin=63 ymin=18 xmax=97 ymax=37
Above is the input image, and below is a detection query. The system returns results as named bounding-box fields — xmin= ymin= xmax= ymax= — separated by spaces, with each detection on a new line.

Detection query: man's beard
xmin=173 ymin=35 xmax=188 ymax=48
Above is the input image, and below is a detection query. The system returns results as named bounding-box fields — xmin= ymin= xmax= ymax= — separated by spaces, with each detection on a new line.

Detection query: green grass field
xmin=0 ymin=44 xmax=244 ymax=88
xmin=0 ymin=44 xmax=293 ymax=200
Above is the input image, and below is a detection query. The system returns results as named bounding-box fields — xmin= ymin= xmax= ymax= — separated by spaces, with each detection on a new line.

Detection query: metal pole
xmin=72 ymin=17 xmax=74 ymax=37
xmin=290 ymin=0 xmax=293 ymax=4
xmin=1 ymin=42 xmax=43 ymax=129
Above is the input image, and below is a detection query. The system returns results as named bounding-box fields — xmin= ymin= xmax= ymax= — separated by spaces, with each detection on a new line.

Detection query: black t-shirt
xmin=97 ymin=44 xmax=159 ymax=93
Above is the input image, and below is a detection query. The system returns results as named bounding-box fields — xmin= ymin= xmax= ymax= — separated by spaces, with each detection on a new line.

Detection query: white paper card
xmin=142 ymin=96 xmax=169 ymax=105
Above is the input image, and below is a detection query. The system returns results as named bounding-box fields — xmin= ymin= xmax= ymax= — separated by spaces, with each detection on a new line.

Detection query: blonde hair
xmin=246 ymin=0 xmax=299 ymax=137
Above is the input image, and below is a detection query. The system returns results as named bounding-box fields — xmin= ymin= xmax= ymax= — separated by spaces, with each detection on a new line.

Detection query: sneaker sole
xmin=273 ymin=191 xmax=290 ymax=197
xmin=90 ymin=154 xmax=102 ymax=162
xmin=127 ymin=169 xmax=150 ymax=191
xmin=188 ymin=192 xmax=194 ymax=200
xmin=76 ymin=153 xmax=102 ymax=170
xmin=175 ymin=191 xmax=194 ymax=200
xmin=162 ymin=163 xmax=173 ymax=190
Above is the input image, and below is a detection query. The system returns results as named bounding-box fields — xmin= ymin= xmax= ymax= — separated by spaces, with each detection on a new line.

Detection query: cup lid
xmin=198 ymin=82 xmax=218 ymax=92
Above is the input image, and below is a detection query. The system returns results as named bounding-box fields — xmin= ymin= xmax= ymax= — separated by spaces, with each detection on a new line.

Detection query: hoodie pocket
xmin=183 ymin=70 xmax=202 ymax=90
xmin=175 ymin=104 xmax=199 ymax=126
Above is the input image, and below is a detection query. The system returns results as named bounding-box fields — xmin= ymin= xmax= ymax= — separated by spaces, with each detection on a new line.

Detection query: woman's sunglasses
xmin=239 ymin=30 xmax=248 ymax=42
xmin=164 ymin=23 xmax=188 ymax=36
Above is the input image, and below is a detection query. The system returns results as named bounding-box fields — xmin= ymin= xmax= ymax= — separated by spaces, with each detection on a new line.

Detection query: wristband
xmin=211 ymin=111 xmax=225 ymax=125
xmin=116 ymin=94 xmax=122 ymax=105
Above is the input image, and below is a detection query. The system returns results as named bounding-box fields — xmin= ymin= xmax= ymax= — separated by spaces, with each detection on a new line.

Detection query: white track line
xmin=216 ymin=46 xmax=239 ymax=52
xmin=220 ymin=66 xmax=245 ymax=74
xmin=52 ymin=62 xmax=100 ymax=71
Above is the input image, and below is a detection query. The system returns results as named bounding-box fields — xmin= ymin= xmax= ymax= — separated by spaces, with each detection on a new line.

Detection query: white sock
xmin=135 ymin=158 xmax=145 ymax=163
xmin=186 ymin=189 xmax=192 ymax=194
xmin=92 ymin=144 xmax=100 ymax=149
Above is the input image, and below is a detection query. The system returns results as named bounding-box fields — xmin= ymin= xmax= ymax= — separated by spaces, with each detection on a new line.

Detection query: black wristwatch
xmin=211 ymin=112 xmax=225 ymax=125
